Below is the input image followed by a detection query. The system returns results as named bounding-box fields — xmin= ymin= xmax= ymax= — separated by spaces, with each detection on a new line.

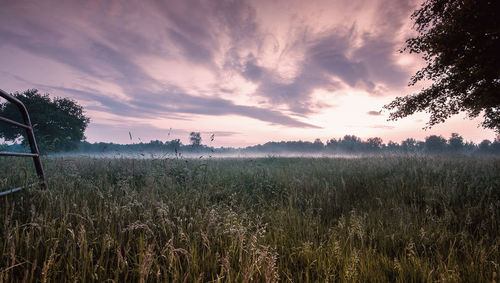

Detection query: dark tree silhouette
xmin=424 ymin=135 xmax=447 ymax=153
xmin=478 ymin=139 xmax=492 ymax=153
xmin=167 ymin=139 xmax=181 ymax=151
xmin=50 ymin=132 xmax=500 ymax=155
xmin=401 ymin=138 xmax=417 ymax=152
xmin=0 ymin=89 xmax=89 ymax=152
xmin=313 ymin=138 xmax=324 ymax=151
xmin=339 ymin=135 xmax=362 ymax=152
xmin=448 ymin=133 xmax=464 ymax=152
xmin=189 ymin=132 xmax=202 ymax=147
xmin=387 ymin=141 xmax=400 ymax=152
xmin=491 ymin=138 xmax=500 ymax=154
xmin=366 ymin=137 xmax=383 ymax=151
xmin=326 ymin=138 xmax=339 ymax=151
xmin=385 ymin=0 xmax=500 ymax=132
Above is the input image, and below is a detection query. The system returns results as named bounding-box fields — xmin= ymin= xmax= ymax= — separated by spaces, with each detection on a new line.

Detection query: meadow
xmin=0 ymin=155 xmax=499 ymax=282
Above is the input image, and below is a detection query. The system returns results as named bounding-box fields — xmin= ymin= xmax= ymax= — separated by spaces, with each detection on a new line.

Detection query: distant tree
xmin=149 ymin=140 xmax=163 ymax=150
xmin=384 ymin=0 xmax=500 ymax=133
xmin=165 ymin=139 xmax=182 ymax=153
xmin=478 ymin=139 xmax=492 ymax=153
xmin=463 ymin=141 xmax=476 ymax=153
xmin=448 ymin=133 xmax=464 ymax=153
xmin=150 ymin=140 xmax=163 ymax=146
xmin=416 ymin=141 xmax=426 ymax=152
xmin=326 ymin=138 xmax=339 ymax=151
xmin=0 ymin=89 xmax=90 ymax=152
xmin=189 ymin=132 xmax=202 ymax=147
xmin=424 ymin=135 xmax=447 ymax=153
xmin=366 ymin=137 xmax=383 ymax=151
xmin=491 ymin=137 xmax=500 ymax=154
xmin=401 ymin=138 xmax=417 ymax=153
xmin=386 ymin=141 xmax=400 ymax=152
xmin=166 ymin=138 xmax=181 ymax=148
xmin=339 ymin=135 xmax=362 ymax=152
xmin=313 ymin=138 xmax=324 ymax=151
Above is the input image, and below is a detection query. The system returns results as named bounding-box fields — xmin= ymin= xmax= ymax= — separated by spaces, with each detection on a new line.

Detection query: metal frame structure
xmin=0 ymin=89 xmax=46 ymax=196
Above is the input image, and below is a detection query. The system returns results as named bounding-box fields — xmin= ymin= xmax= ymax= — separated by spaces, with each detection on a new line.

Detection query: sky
xmin=0 ymin=0 xmax=497 ymax=147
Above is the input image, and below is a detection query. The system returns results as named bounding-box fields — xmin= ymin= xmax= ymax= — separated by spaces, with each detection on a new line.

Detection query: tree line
xmin=1 ymin=90 xmax=499 ymax=155
xmin=244 ymin=133 xmax=500 ymax=155
xmin=3 ymin=132 xmax=497 ymax=155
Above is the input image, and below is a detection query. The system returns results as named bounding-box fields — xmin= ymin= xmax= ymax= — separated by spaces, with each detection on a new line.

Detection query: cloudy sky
xmin=0 ymin=0 xmax=496 ymax=147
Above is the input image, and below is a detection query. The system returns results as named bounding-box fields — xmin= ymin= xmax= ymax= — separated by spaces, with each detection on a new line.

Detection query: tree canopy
xmin=0 ymin=89 xmax=90 ymax=152
xmin=189 ymin=132 xmax=202 ymax=147
xmin=385 ymin=0 xmax=500 ymax=132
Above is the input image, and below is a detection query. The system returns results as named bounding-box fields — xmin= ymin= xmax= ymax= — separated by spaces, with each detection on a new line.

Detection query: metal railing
xmin=0 ymin=89 xmax=46 ymax=196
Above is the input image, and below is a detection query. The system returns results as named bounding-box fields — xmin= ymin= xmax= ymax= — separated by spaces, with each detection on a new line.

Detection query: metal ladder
xmin=0 ymin=89 xmax=46 ymax=196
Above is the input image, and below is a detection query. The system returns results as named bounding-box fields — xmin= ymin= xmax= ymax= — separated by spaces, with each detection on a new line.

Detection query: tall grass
xmin=1 ymin=155 xmax=499 ymax=282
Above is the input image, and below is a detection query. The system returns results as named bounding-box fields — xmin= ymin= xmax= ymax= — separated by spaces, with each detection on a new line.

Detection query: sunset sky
xmin=0 ymin=0 xmax=497 ymax=147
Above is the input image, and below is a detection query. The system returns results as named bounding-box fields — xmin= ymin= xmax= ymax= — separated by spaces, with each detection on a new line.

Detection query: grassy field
xmin=1 ymin=155 xmax=499 ymax=282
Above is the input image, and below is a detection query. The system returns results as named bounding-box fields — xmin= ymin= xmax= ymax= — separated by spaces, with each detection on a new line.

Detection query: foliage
xmin=189 ymin=132 xmax=202 ymax=147
xmin=0 ymin=89 xmax=90 ymax=152
xmin=1 ymin=156 xmax=499 ymax=281
xmin=479 ymin=139 xmax=492 ymax=153
xmin=366 ymin=137 xmax=383 ymax=151
xmin=384 ymin=0 xmax=500 ymax=132
xmin=424 ymin=135 xmax=447 ymax=153
xmin=448 ymin=132 xmax=464 ymax=152
xmin=401 ymin=138 xmax=417 ymax=152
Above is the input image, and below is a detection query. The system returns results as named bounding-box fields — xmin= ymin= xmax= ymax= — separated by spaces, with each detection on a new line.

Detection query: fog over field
xmin=50 ymin=151 xmax=368 ymax=159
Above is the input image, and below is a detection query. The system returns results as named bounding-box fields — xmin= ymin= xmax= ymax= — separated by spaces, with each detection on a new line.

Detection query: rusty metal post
xmin=0 ymin=89 xmax=46 ymax=195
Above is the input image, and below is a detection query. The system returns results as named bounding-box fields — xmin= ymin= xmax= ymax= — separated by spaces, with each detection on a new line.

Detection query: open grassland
xmin=1 ymin=156 xmax=499 ymax=282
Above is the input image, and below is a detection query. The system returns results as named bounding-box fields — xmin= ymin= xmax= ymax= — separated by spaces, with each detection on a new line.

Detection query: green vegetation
xmin=0 ymin=89 xmax=90 ymax=152
xmin=385 ymin=0 xmax=500 ymax=132
xmin=1 ymin=156 xmax=499 ymax=282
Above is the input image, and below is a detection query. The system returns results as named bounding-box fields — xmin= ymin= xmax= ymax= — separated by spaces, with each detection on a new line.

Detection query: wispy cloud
xmin=47 ymin=85 xmax=320 ymax=128
xmin=371 ymin=125 xmax=395 ymax=130
xmin=367 ymin=110 xmax=382 ymax=116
